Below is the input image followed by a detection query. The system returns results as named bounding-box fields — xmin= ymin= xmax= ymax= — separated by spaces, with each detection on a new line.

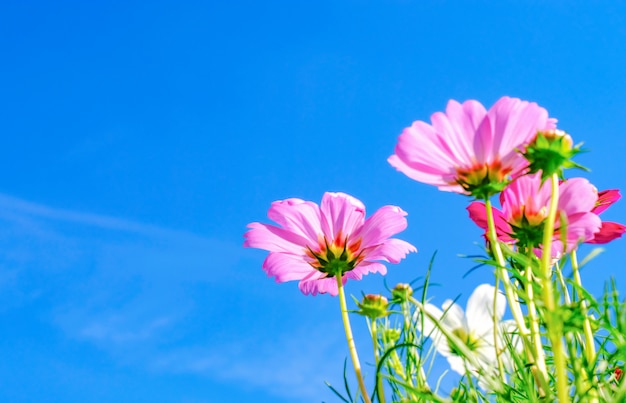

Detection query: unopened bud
xmin=523 ymin=129 xmax=585 ymax=179
xmin=382 ymin=328 xmax=401 ymax=344
xmin=392 ymin=283 xmax=413 ymax=303
xmin=356 ymin=294 xmax=389 ymax=319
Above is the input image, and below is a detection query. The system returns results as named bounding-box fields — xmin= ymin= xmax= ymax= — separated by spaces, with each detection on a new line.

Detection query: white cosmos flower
xmin=419 ymin=284 xmax=518 ymax=386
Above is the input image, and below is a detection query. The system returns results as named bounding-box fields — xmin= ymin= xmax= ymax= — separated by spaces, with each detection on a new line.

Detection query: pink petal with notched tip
xmin=345 ymin=262 xmax=387 ymax=281
xmin=562 ymin=212 xmax=601 ymax=247
xmin=357 ymin=205 xmax=409 ymax=248
xmin=389 ymin=121 xmax=460 ymax=187
xmin=593 ymin=189 xmax=621 ymax=215
xmin=488 ymin=97 xmax=554 ymax=163
xmin=243 ymin=222 xmax=310 ymax=254
xmin=588 ymin=222 xmax=626 ymax=244
xmin=431 ymin=99 xmax=487 ymax=164
xmin=320 ymin=192 xmax=365 ymax=242
xmin=362 ymin=239 xmax=417 ymax=264
xmin=267 ymin=198 xmax=322 ymax=244
xmin=558 ymin=178 xmax=598 ymax=216
xmin=500 ymin=173 xmax=550 ymax=219
xmin=262 ymin=252 xmax=313 ymax=282
xmin=298 ymin=275 xmax=345 ymax=296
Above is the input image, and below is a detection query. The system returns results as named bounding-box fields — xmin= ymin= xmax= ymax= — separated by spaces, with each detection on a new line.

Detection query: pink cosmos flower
xmin=244 ymin=192 xmax=417 ymax=296
xmin=388 ymin=96 xmax=556 ymax=198
xmin=588 ymin=189 xmax=626 ymax=244
xmin=467 ymin=173 xmax=602 ymax=256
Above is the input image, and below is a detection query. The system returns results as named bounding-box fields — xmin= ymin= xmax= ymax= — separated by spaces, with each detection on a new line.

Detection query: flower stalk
xmin=370 ymin=319 xmax=387 ymax=403
xmin=571 ymin=250 xmax=599 ymax=402
xmin=337 ymin=275 xmax=372 ymax=403
xmin=540 ymin=173 xmax=569 ymax=402
xmin=524 ymin=252 xmax=548 ymax=388
xmin=571 ymin=250 xmax=596 ymax=363
xmin=484 ymin=199 xmax=550 ymax=394
xmin=484 ymin=200 xmax=530 ymax=346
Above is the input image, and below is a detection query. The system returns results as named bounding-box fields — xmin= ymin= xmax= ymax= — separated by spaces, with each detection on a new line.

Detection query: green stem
xmin=400 ymin=300 xmax=420 ymax=389
xmin=555 ymin=262 xmax=571 ymax=304
xmin=571 ymin=250 xmax=599 ymax=402
xmin=524 ymin=251 xmax=548 ymax=386
xmin=370 ymin=319 xmax=386 ymax=403
xmin=336 ymin=276 xmax=372 ymax=403
xmin=492 ymin=274 xmax=506 ymax=382
xmin=484 ymin=200 xmax=550 ymax=394
xmin=484 ymin=200 xmax=529 ymax=336
xmin=571 ymin=250 xmax=596 ymax=363
xmin=540 ymin=173 xmax=569 ymax=402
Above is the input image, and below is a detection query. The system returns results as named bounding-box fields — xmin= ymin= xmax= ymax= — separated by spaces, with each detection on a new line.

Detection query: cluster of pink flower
xmin=245 ymin=96 xmax=625 ymax=294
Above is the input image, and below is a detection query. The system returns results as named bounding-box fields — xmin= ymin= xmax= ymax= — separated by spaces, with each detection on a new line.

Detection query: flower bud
xmin=382 ymin=328 xmax=401 ymax=345
xmin=356 ymin=294 xmax=389 ymax=319
xmin=615 ymin=368 xmax=623 ymax=383
xmin=391 ymin=283 xmax=413 ymax=303
xmin=523 ymin=129 xmax=585 ymax=179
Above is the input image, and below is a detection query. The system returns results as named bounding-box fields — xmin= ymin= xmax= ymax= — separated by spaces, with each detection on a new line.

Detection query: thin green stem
xmin=571 ymin=250 xmax=599 ymax=403
xmin=484 ymin=199 xmax=550 ymax=394
xmin=492 ymin=274 xmax=506 ymax=383
xmin=336 ymin=276 xmax=372 ymax=403
xmin=484 ymin=200 xmax=529 ymax=338
xmin=524 ymin=251 xmax=548 ymax=385
xmin=400 ymin=300 xmax=420 ymax=390
xmin=555 ymin=262 xmax=571 ymax=304
xmin=540 ymin=173 xmax=569 ymax=402
xmin=571 ymin=250 xmax=596 ymax=363
xmin=370 ymin=319 xmax=386 ymax=403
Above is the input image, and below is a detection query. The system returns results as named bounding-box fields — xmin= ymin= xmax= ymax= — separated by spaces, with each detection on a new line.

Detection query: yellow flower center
xmin=454 ymin=161 xmax=512 ymax=199
xmin=305 ymin=231 xmax=363 ymax=276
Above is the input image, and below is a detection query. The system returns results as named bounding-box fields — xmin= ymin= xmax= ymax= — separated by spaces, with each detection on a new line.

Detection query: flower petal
xmin=419 ymin=304 xmax=452 ymax=357
xmin=262 ymin=252 xmax=313 ymax=282
xmin=488 ymin=97 xmax=552 ymax=162
xmin=389 ymin=120 xmax=463 ymax=191
xmin=431 ymin=99 xmax=487 ymax=165
xmin=440 ymin=300 xmax=466 ymax=331
xmin=466 ymin=284 xmax=505 ymax=338
xmin=345 ymin=261 xmax=387 ymax=281
xmin=561 ymin=212 xmax=602 ymax=249
xmin=593 ymin=189 xmax=621 ymax=214
xmin=243 ymin=222 xmax=310 ymax=253
xmin=357 ymin=205 xmax=409 ymax=247
xmin=298 ymin=274 xmax=345 ymax=296
xmin=320 ymin=192 xmax=365 ymax=241
xmin=501 ymin=172 xmax=549 ymax=220
xmin=558 ymin=178 xmax=598 ymax=215
xmin=588 ymin=221 xmax=626 ymax=244
xmin=362 ymin=239 xmax=417 ymax=264
xmin=446 ymin=356 xmax=468 ymax=376
xmin=267 ymin=198 xmax=321 ymax=244
xmin=467 ymin=202 xmax=514 ymax=242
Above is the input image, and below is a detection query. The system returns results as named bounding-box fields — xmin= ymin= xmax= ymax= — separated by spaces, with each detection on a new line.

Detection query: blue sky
xmin=1 ymin=1 xmax=626 ymax=402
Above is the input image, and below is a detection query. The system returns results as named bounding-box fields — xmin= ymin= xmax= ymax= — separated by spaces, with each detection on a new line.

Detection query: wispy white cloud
xmin=0 ymin=192 xmax=351 ymax=402
xmin=79 ymin=315 xmax=173 ymax=343
xmin=0 ymin=192 xmax=200 ymax=238
xmin=0 ymin=191 xmax=241 ymax=343
xmin=150 ymin=323 xmax=349 ymax=402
